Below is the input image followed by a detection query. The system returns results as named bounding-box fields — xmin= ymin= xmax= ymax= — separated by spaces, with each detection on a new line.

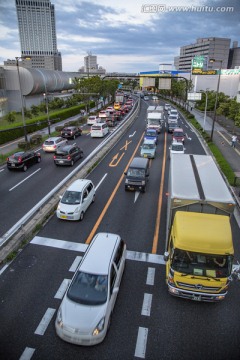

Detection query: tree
xmin=31 ymin=105 xmax=39 ymax=116
xmin=6 ymin=111 xmax=17 ymax=124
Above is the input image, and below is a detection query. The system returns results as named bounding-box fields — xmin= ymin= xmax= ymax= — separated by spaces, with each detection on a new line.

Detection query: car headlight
xmin=74 ymin=207 xmax=80 ymax=214
xmin=56 ymin=309 xmax=63 ymax=327
xmin=92 ymin=317 xmax=105 ymax=336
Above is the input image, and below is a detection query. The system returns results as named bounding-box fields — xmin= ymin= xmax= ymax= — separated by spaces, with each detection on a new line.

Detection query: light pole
xmin=209 ymin=59 xmax=223 ymax=141
xmin=200 ymin=88 xmax=209 ymax=131
xmin=43 ymin=89 xmax=51 ymax=136
xmin=15 ymin=56 xmax=29 ymax=142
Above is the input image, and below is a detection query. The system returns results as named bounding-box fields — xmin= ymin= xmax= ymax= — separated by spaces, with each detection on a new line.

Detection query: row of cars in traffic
xmin=164 ymin=103 xmax=186 ymax=155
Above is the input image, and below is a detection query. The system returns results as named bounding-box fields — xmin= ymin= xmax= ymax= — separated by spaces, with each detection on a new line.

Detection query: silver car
xmin=42 ymin=137 xmax=68 ymax=152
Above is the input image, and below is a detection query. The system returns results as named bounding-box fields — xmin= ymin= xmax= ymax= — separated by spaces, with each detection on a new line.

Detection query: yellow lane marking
xmin=152 ymin=131 xmax=167 ymax=254
xmin=109 ymin=152 xmax=125 ymax=167
xmin=85 ymin=132 xmax=145 ymax=244
xmin=120 ymin=139 xmax=132 ymax=151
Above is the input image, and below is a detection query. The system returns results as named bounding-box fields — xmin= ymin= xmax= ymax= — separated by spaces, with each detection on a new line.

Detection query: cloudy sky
xmin=0 ymin=0 xmax=239 ymax=73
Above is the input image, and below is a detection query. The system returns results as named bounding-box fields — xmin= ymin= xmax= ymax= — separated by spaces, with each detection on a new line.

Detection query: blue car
xmin=144 ymin=128 xmax=158 ymax=144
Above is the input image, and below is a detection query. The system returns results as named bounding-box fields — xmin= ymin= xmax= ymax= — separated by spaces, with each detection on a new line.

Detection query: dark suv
xmin=54 ymin=144 xmax=83 ymax=166
xmin=61 ymin=126 xmax=82 ymax=139
xmin=7 ymin=151 xmax=41 ymax=171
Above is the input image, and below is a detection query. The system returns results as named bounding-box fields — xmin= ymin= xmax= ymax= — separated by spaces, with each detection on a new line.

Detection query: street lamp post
xmin=200 ymin=88 xmax=209 ymax=131
xmin=15 ymin=56 xmax=28 ymax=142
xmin=209 ymin=59 xmax=223 ymax=141
xmin=43 ymin=90 xmax=51 ymax=136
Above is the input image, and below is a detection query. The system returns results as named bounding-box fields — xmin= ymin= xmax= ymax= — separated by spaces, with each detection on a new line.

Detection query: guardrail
xmin=0 ymin=99 xmax=140 ymax=256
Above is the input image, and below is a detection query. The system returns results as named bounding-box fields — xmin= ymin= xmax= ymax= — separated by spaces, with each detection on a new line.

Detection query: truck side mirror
xmin=164 ymin=251 xmax=169 ymax=261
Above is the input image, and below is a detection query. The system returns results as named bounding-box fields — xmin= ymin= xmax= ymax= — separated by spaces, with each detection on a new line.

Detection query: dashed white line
xmin=141 ymin=293 xmax=152 ymax=316
xmin=69 ymin=256 xmax=82 ymax=272
xmin=9 ymin=168 xmax=41 ymax=191
xmin=34 ymin=308 xmax=56 ymax=335
xmin=146 ymin=267 xmax=155 ymax=285
xmin=54 ymin=279 xmax=70 ymax=299
xmin=95 ymin=173 xmax=108 ymax=191
xmin=134 ymin=327 xmax=148 ymax=358
xmin=19 ymin=347 xmax=35 ymax=360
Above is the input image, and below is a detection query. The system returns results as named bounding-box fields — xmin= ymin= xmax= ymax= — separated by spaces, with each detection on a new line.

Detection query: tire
xmin=79 ymin=212 xmax=84 ymax=221
xmin=70 ymin=160 xmax=74 ymax=166
xmin=92 ymin=194 xmax=95 ymax=203
xmin=23 ymin=165 xmax=27 ymax=172
xmin=37 ymin=157 xmax=41 ymax=163
xmin=73 ymin=135 xmax=76 ymax=140
xmin=142 ymin=186 xmax=146 ymax=193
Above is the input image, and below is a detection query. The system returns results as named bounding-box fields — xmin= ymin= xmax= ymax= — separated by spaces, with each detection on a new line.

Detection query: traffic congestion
xmin=0 ymin=93 xmax=240 ymax=360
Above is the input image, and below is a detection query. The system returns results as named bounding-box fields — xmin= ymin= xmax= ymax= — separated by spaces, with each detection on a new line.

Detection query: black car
xmin=7 ymin=151 xmax=41 ymax=171
xmin=61 ymin=126 xmax=82 ymax=139
xmin=54 ymin=144 xmax=83 ymax=166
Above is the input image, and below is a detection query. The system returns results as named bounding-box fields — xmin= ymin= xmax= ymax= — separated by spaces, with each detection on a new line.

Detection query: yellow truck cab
xmin=164 ymin=154 xmax=235 ymax=302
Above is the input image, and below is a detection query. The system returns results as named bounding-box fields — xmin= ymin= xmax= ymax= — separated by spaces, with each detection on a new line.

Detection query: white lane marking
xmin=54 ymin=279 xmax=70 ymax=299
xmin=129 ymin=131 xmax=136 ymax=137
xmin=0 ymin=169 xmax=5 ymax=173
xmin=134 ymin=327 xmax=148 ymax=358
xmin=141 ymin=293 xmax=152 ymax=316
xmin=9 ymin=168 xmax=41 ymax=191
xmin=134 ymin=191 xmax=140 ymax=203
xmin=95 ymin=173 xmax=108 ymax=190
xmin=30 ymin=236 xmax=165 ymax=264
xmin=19 ymin=347 xmax=35 ymax=360
xmin=146 ymin=267 xmax=155 ymax=285
xmin=31 ymin=236 xmax=88 ymax=252
xmin=185 ymin=133 xmax=192 ymax=141
xmin=69 ymin=256 xmax=82 ymax=272
xmin=34 ymin=308 xmax=56 ymax=335
xmin=0 ymin=264 xmax=9 ymax=276
xmin=127 ymin=250 xmax=165 ymax=265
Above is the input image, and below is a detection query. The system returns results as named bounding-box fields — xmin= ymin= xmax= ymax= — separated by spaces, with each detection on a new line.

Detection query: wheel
xmin=73 ymin=135 xmax=76 ymax=140
xmin=70 ymin=160 xmax=74 ymax=166
xmin=92 ymin=194 xmax=95 ymax=203
xmin=23 ymin=165 xmax=27 ymax=172
xmin=142 ymin=186 xmax=146 ymax=193
xmin=79 ymin=212 xmax=84 ymax=221
xmin=37 ymin=157 xmax=41 ymax=163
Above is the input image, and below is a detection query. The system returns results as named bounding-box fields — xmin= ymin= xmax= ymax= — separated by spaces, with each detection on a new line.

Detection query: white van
xmin=91 ymin=123 xmax=109 ymax=138
xmin=87 ymin=115 xmax=100 ymax=125
xmin=55 ymin=232 xmax=127 ymax=346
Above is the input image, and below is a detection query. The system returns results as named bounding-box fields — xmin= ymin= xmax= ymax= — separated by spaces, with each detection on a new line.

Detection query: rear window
xmin=91 ymin=125 xmax=102 ymax=130
xmin=173 ymin=132 xmax=183 ymax=136
xmin=44 ymin=140 xmax=54 ymax=145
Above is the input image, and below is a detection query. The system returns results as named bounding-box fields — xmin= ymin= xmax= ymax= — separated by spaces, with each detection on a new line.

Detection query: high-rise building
xmin=174 ymin=37 xmax=231 ymax=71
xmin=15 ymin=0 xmax=62 ymax=70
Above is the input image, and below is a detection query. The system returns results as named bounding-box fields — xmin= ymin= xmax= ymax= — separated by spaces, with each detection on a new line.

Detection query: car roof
xmin=173 ymin=128 xmax=184 ymax=132
xmin=79 ymin=232 xmax=120 ymax=275
xmin=45 ymin=137 xmax=62 ymax=141
xmin=66 ymin=179 xmax=91 ymax=192
xmin=57 ymin=144 xmax=77 ymax=152
xmin=143 ymin=139 xmax=156 ymax=144
xmin=146 ymin=128 xmax=157 ymax=133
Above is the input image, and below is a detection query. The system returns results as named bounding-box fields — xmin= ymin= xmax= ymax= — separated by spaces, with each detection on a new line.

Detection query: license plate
xmin=192 ymin=295 xmax=201 ymax=301
xmin=60 ymin=215 xmax=67 ymax=219
xmin=59 ymin=160 xmax=64 ymax=164
xmin=11 ymin=164 xmax=16 ymax=167
xmin=144 ymin=154 xmax=147 ymax=158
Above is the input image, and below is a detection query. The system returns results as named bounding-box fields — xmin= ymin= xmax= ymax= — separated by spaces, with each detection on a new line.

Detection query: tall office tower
xmin=15 ymin=0 xmax=62 ymax=70
xmin=84 ymin=53 xmax=98 ymax=73
xmin=174 ymin=37 xmax=231 ymax=71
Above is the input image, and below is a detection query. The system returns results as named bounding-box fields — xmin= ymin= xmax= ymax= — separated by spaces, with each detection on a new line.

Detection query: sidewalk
xmin=189 ymin=107 xmax=240 ymax=207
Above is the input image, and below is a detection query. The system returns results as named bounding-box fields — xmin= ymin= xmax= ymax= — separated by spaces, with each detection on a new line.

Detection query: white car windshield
xmin=67 ymin=272 xmax=108 ymax=305
xmin=61 ymin=191 xmax=81 ymax=205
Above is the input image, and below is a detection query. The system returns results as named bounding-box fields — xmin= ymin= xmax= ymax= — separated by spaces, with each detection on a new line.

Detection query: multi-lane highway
xmin=1 ymin=98 xmax=240 ymax=360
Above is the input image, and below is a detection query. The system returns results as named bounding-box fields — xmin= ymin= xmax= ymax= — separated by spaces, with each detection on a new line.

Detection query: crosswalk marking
xmin=31 ymin=236 xmax=165 ymax=265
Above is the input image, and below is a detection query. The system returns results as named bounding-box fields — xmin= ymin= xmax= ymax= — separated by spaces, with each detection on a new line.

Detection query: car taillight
xmin=53 ymin=145 xmax=57 ymax=148
xmin=18 ymin=157 xmax=22 ymax=163
xmin=67 ymin=155 xmax=71 ymax=160
xmin=53 ymin=155 xmax=56 ymax=159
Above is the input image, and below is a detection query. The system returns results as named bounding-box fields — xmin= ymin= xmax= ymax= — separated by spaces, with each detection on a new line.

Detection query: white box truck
xmin=164 ymin=154 xmax=235 ymax=302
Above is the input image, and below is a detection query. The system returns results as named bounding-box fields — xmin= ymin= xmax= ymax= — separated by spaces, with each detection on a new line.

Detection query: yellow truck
xmin=164 ymin=154 xmax=235 ymax=302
